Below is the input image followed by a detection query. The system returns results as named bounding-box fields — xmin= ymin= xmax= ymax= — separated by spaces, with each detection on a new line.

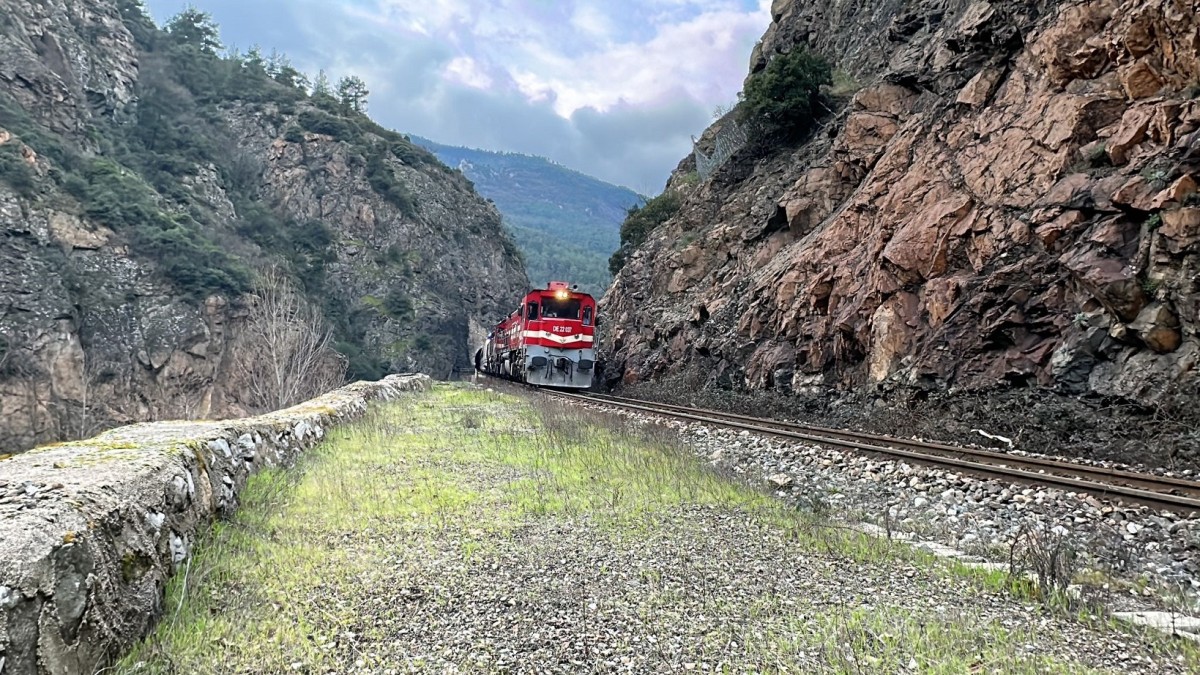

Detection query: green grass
xmin=800 ymin=606 xmax=1081 ymax=673
xmin=827 ymin=69 xmax=861 ymax=98
xmin=118 ymin=386 xmax=777 ymax=672
xmin=115 ymin=386 xmax=1193 ymax=673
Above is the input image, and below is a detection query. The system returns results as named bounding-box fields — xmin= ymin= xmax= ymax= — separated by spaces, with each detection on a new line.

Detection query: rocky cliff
xmin=605 ymin=0 xmax=1200 ymax=457
xmin=0 ymin=0 xmax=528 ymax=453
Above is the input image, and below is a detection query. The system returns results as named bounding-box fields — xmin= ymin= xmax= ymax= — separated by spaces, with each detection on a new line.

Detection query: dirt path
xmin=118 ymin=386 xmax=1196 ymax=674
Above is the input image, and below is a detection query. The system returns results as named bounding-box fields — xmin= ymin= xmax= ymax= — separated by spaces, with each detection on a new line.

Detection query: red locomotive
xmin=476 ymin=281 xmax=598 ymax=388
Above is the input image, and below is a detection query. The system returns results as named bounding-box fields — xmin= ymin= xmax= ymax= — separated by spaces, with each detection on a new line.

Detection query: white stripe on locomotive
xmin=521 ymin=330 xmax=595 ymax=345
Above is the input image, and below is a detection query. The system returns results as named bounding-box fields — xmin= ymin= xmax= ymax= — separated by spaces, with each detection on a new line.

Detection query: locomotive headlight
xmin=555 ymin=290 xmax=569 ymax=300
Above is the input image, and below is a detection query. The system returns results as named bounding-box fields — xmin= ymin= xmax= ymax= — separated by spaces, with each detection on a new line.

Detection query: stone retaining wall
xmin=0 ymin=374 xmax=432 ymax=675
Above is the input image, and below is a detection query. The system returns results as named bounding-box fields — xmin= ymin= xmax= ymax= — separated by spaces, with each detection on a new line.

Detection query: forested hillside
xmin=0 ymin=0 xmax=527 ymax=452
xmin=413 ymin=137 xmax=641 ymax=293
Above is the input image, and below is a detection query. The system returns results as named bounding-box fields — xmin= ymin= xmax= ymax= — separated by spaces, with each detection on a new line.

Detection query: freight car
xmin=476 ymin=281 xmax=597 ymax=389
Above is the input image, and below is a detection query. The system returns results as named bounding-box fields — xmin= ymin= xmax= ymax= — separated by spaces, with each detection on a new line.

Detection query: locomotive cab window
xmin=583 ymin=307 xmax=593 ymax=326
xmin=526 ymin=302 xmax=540 ymax=321
xmin=542 ymin=298 xmax=581 ymax=320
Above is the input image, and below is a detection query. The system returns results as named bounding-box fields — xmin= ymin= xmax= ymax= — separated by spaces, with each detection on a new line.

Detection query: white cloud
xmin=344 ymin=0 xmax=768 ymax=117
xmin=537 ymin=6 xmax=769 ymax=116
xmin=570 ymin=3 xmax=616 ymax=42
xmin=444 ymin=55 xmax=493 ymax=89
xmin=145 ymin=0 xmax=771 ymax=191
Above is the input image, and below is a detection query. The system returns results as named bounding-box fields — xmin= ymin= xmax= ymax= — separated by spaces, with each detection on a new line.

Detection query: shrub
xmin=296 ymin=109 xmax=359 ymax=142
xmin=828 ymin=69 xmax=860 ymax=98
xmin=390 ymin=139 xmax=432 ymax=167
xmin=609 ymin=191 xmax=682 ymax=274
xmin=1008 ymin=524 xmax=1078 ymax=604
xmin=499 ymin=230 xmax=524 ymax=265
xmin=0 ymin=93 xmax=80 ymax=173
xmin=607 ymin=249 xmax=628 ymax=277
xmin=141 ymin=224 xmax=250 ymax=299
xmin=382 ymin=286 xmax=414 ymax=320
xmin=740 ymin=48 xmax=832 ymax=141
xmin=334 ymin=340 xmax=385 ymax=382
xmin=287 ymin=220 xmax=336 ymax=292
xmin=365 ymin=149 xmax=418 ymax=217
xmin=622 ymin=192 xmax=682 ymax=249
xmin=2 ymin=6 xmax=438 ymax=378
xmin=0 ymin=143 xmax=37 ymax=197
xmin=80 ymin=159 xmax=249 ymax=299
xmin=81 ymin=160 xmax=173 ymax=229
xmin=374 ymin=242 xmax=405 ymax=267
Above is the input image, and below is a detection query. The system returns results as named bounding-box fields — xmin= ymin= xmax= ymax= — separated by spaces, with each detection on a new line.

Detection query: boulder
xmin=1118 ymin=60 xmax=1165 ymax=100
xmin=1160 ymin=207 xmax=1200 ymax=248
xmin=1060 ymin=248 xmax=1146 ymax=321
xmin=767 ymin=473 xmax=794 ymax=488
xmin=1106 ymin=107 xmax=1155 ymax=165
xmin=1129 ymin=303 xmax=1182 ymax=353
xmin=957 ymin=66 xmax=1005 ymax=107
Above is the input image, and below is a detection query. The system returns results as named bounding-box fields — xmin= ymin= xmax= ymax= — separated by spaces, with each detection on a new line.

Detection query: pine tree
xmin=115 ymin=0 xmax=158 ymax=50
xmin=164 ymin=6 xmax=222 ymax=54
xmin=262 ymin=50 xmax=308 ymax=91
xmin=276 ymin=65 xmax=309 ymax=92
xmin=336 ymin=75 xmax=370 ymax=114
xmin=244 ymin=45 xmax=266 ymax=75
xmin=313 ymin=70 xmax=332 ymax=97
xmin=266 ymin=49 xmax=285 ymax=78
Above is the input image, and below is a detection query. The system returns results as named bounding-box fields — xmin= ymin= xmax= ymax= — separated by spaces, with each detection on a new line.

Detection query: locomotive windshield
xmin=542 ymin=297 xmax=581 ymax=320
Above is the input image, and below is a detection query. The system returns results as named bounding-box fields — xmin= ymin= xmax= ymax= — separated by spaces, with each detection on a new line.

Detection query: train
xmin=475 ymin=281 xmax=598 ymax=389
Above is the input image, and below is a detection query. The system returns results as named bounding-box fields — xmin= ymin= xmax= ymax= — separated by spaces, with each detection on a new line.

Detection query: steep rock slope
xmin=605 ymin=0 xmax=1198 ymax=425
xmin=413 ymin=136 xmax=641 ymax=294
xmin=0 ymin=0 xmax=527 ymax=453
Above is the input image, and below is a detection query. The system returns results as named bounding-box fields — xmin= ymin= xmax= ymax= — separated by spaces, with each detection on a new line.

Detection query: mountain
xmin=0 ymin=0 xmax=527 ymax=453
xmin=603 ymin=0 xmax=1200 ymax=462
xmin=412 ymin=136 xmax=641 ymax=294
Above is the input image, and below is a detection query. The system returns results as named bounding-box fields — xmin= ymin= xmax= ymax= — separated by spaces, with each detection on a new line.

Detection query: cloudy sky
xmin=143 ymin=0 xmax=771 ymax=193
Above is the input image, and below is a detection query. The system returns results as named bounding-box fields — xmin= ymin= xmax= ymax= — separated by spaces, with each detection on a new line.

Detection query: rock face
xmin=0 ymin=1 xmax=528 ymax=453
xmin=605 ymin=0 xmax=1200 ymax=410
xmin=0 ymin=0 xmax=139 ymax=137
xmin=0 ymin=373 xmax=432 ymax=675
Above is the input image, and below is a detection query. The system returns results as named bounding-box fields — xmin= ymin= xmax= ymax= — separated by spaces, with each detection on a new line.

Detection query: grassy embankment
xmin=117 ymin=386 xmax=1195 ymax=673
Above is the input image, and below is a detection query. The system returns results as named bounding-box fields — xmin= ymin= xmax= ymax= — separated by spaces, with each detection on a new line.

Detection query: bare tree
xmin=239 ymin=267 xmax=347 ymax=412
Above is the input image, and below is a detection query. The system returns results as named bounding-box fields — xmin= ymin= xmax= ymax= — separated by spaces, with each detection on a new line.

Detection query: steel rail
xmin=547 ymin=391 xmax=1200 ymax=515
xmin=583 ymin=394 xmax=1200 ymax=498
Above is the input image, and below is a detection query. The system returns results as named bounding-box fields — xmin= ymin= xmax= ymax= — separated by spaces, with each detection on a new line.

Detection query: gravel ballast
xmin=563 ymin=395 xmax=1200 ymax=618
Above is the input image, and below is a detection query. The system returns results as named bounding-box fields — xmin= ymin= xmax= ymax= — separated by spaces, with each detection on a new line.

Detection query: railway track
xmin=547 ymin=391 xmax=1200 ymax=516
